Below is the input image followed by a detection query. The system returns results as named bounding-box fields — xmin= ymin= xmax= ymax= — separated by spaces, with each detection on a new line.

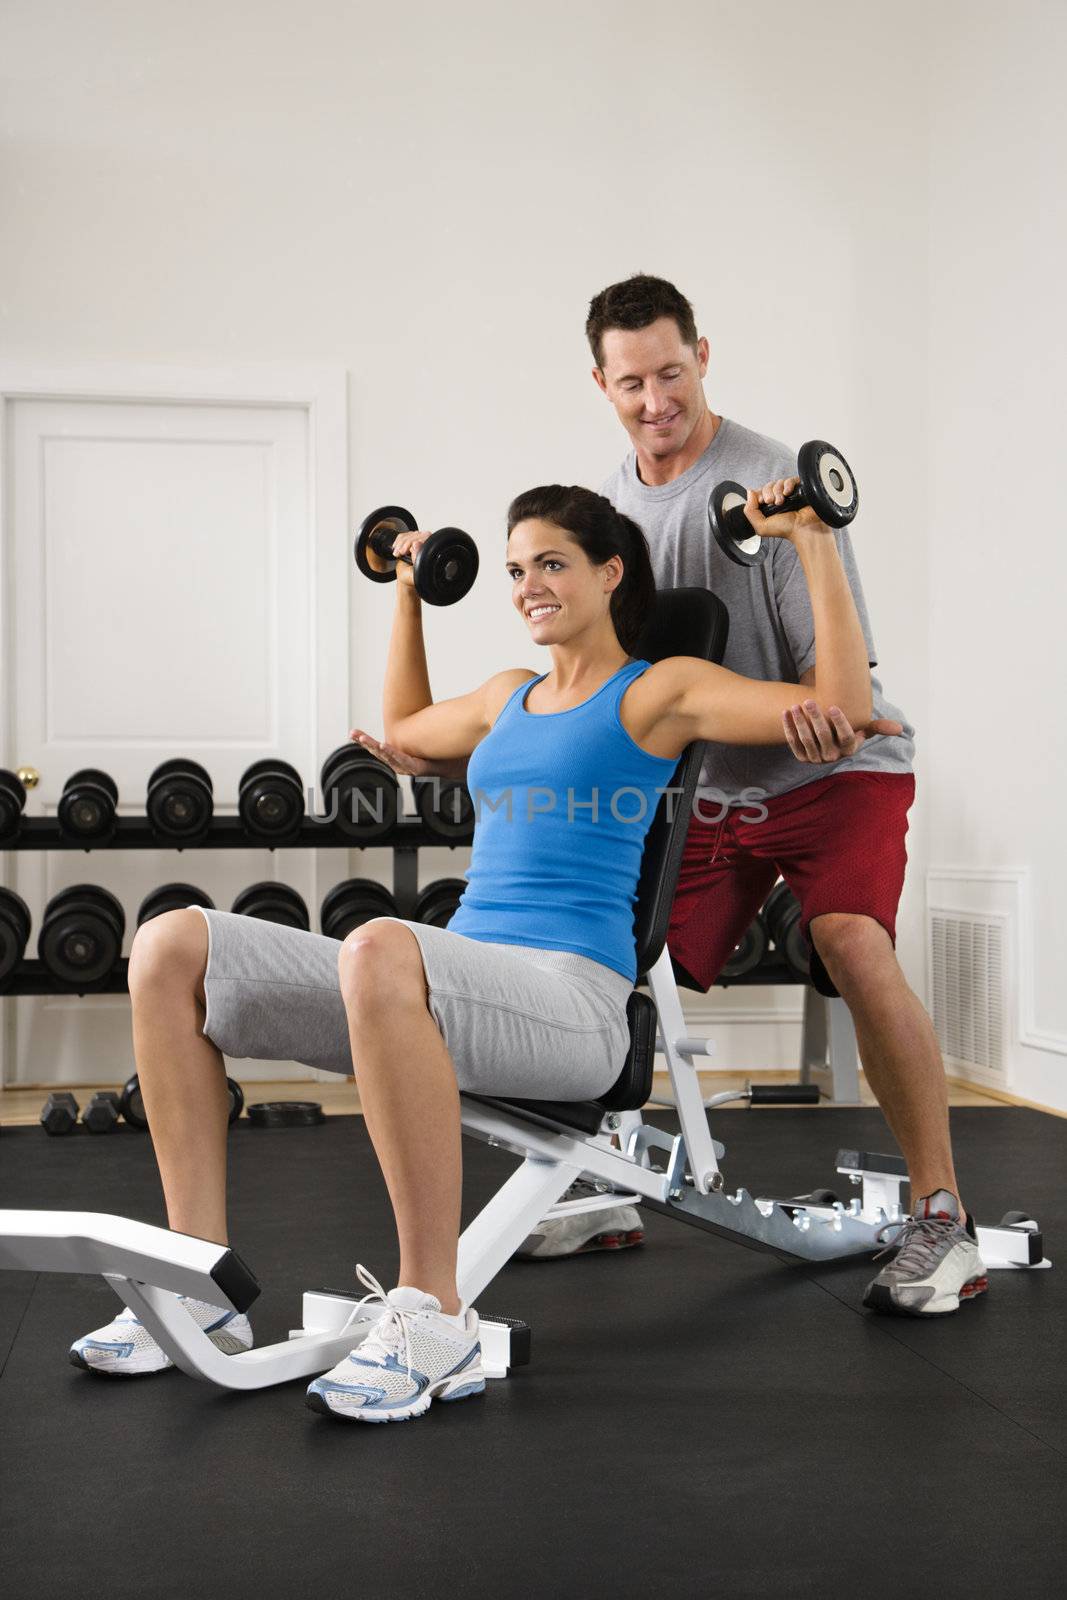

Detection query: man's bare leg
xmin=809 ymin=912 xmax=962 ymax=1209
xmin=126 ymin=908 xmax=230 ymax=1244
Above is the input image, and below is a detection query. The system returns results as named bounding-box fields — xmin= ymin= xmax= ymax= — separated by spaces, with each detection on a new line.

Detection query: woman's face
xmin=506 ymin=520 xmax=620 ymax=644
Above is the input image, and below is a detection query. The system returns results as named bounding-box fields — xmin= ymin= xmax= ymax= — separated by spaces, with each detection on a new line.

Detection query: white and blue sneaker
xmin=69 ymin=1297 xmax=253 ymax=1376
xmin=306 ymin=1266 xmax=484 ymax=1423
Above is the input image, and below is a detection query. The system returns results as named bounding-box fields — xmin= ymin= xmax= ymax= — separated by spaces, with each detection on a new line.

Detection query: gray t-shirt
xmin=601 ymin=417 xmax=914 ymax=804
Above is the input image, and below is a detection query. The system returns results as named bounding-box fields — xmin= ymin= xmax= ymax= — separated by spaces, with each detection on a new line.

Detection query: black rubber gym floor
xmin=2 ymin=1107 xmax=1065 ymax=1599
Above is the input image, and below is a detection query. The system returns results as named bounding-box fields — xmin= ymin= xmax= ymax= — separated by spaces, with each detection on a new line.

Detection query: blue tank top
xmin=447 ymin=659 xmax=678 ymax=981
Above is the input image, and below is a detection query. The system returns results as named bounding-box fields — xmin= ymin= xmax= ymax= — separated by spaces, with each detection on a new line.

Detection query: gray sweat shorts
xmin=196 ymin=909 xmax=634 ymax=1101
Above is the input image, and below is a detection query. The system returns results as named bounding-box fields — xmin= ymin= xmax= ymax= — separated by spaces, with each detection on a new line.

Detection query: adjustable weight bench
xmin=0 ymin=590 xmax=1047 ymax=1393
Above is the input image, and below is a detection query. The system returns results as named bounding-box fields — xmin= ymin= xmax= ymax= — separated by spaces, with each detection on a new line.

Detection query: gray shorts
xmin=196 ymin=909 xmax=634 ymax=1101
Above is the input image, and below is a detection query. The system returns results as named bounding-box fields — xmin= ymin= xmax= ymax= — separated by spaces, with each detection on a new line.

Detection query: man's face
xmin=593 ymin=317 xmax=709 ymax=462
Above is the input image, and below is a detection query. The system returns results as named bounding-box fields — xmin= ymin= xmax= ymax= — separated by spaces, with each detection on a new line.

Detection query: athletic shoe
xmin=305 ymin=1265 xmax=484 ymax=1423
xmin=862 ymin=1190 xmax=988 ymax=1316
xmin=69 ymin=1297 xmax=253 ymax=1376
xmin=517 ymin=1180 xmax=644 ymax=1259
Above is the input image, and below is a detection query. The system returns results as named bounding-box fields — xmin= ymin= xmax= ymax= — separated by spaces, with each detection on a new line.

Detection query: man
xmin=357 ymin=274 xmax=983 ymax=1317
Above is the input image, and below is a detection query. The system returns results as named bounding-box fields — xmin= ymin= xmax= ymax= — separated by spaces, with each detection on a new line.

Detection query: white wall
xmin=926 ymin=0 xmax=1067 ymax=1105
xmin=1 ymin=1 xmax=1060 ymax=1100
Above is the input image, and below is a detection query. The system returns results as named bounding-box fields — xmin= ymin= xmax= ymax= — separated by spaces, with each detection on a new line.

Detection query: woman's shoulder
xmin=482 ymin=666 xmax=540 ymax=723
xmin=631 ymin=655 xmax=710 ymax=707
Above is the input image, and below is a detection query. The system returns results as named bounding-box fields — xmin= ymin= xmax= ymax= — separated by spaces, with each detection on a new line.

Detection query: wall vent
xmin=928 ymin=912 xmax=1008 ymax=1086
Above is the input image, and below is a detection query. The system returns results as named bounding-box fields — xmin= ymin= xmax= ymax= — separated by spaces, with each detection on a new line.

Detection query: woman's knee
xmin=338 ymin=919 xmax=427 ymax=1011
xmin=128 ymin=908 xmax=208 ymax=1003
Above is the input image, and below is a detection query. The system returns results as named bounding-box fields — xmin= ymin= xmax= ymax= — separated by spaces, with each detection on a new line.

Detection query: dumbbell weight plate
xmin=40 ymin=1091 xmax=80 ymax=1135
xmin=719 ymin=914 xmax=768 ymax=980
xmin=0 ymin=769 xmax=27 ymax=843
xmin=411 ymin=878 xmax=467 ymax=929
xmin=146 ymin=759 xmax=214 ymax=841
xmin=762 ymin=882 xmax=810 ymax=981
xmin=320 ymin=878 xmax=398 ymax=941
xmin=412 ymin=777 xmax=475 ymax=840
xmin=136 ymin=883 xmax=216 ymax=925
xmin=248 ymin=1100 xmax=325 ymax=1128
xmin=83 ymin=1091 xmax=122 ymax=1134
xmin=355 ymin=505 xmax=419 ymax=583
xmin=120 ymin=1073 xmax=244 ymax=1129
xmin=410 ymin=526 xmax=480 ymax=606
xmin=798 ymin=439 xmax=858 ymax=529
xmin=708 ymin=480 xmax=769 ymax=568
xmin=231 ymin=881 xmax=310 ymax=930
xmin=57 ymin=768 xmax=120 ymax=844
xmin=37 ymin=885 xmax=126 ymax=986
xmin=238 ymin=758 xmax=305 ymax=841
xmin=0 ymin=888 xmax=32 ymax=985
xmin=319 ymin=746 xmax=400 ymax=841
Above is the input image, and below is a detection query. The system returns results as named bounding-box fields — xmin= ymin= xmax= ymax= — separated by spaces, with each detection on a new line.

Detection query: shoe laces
xmin=874 ymin=1213 xmax=959 ymax=1273
xmin=344 ymin=1264 xmax=417 ymax=1379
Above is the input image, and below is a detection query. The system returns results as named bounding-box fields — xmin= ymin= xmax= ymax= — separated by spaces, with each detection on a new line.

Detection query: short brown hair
xmin=585 ymin=274 xmax=699 ymax=369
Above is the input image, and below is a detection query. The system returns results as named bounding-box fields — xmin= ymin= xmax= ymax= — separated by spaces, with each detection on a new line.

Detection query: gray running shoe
xmin=863 ymin=1190 xmax=987 ymax=1316
xmin=517 ymin=1183 xmax=643 ymax=1260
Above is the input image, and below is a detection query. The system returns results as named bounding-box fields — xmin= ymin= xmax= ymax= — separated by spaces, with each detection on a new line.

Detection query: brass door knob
xmin=16 ymin=766 xmax=40 ymax=789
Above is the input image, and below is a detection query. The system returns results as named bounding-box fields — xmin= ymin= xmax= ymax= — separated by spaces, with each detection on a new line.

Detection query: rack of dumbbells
xmin=703 ymin=882 xmax=860 ymax=1102
xmin=0 ymin=749 xmax=476 ymax=1133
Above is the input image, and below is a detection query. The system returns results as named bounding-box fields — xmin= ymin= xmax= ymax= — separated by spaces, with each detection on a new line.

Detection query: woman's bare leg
xmin=339 ymin=920 xmax=463 ymax=1315
xmin=127 ymin=908 xmax=230 ymax=1244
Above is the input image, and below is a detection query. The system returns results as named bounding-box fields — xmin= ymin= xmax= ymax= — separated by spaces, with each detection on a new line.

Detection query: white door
xmin=1 ymin=379 xmax=349 ymax=1086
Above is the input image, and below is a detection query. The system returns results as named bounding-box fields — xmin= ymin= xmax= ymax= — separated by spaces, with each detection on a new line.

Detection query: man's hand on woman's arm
xmin=783 ymin=701 xmax=904 ymax=764
xmin=349 ymin=728 xmax=471 ymax=781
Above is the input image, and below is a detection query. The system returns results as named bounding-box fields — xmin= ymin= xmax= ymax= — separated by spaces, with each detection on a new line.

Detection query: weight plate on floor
xmin=248 ymin=1100 xmax=326 ymax=1128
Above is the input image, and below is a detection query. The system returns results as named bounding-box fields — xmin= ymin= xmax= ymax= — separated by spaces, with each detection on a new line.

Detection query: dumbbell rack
xmin=0 ymin=813 xmax=468 ymax=997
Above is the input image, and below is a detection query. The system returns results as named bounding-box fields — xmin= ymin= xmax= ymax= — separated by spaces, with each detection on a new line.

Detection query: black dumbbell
xmin=355 ymin=505 xmax=480 ymax=606
xmin=231 ymin=882 xmax=310 ymax=930
xmin=136 ymin=883 xmax=216 ymax=926
xmin=82 ymin=1090 xmax=122 ymax=1134
xmin=120 ymin=1072 xmax=244 ymax=1130
xmin=762 ymin=882 xmax=810 ymax=981
xmin=320 ymin=879 xmax=398 ymax=941
xmin=0 ymin=888 xmax=32 ymax=986
xmin=319 ymin=746 xmax=400 ymax=841
xmin=708 ymin=440 xmax=859 ymax=569
xmin=412 ymin=878 xmax=467 ymax=929
xmin=239 ymin=758 xmax=305 ymax=842
xmin=37 ymin=886 xmax=126 ymax=987
xmin=0 ymin=769 xmax=27 ymax=844
xmin=719 ymin=913 xmax=768 ymax=980
xmin=411 ymin=776 xmax=475 ymax=840
xmin=40 ymin=1091 xmax=79 ymax=1135
xmin=57 ymin=769 xmax=119 ymax=845
xmin=146 ymin=759 xmax=214 ymax=843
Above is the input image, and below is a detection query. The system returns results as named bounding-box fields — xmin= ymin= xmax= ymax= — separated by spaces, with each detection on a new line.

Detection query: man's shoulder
xmin=717 ymin=417 xmax=796 ymax=481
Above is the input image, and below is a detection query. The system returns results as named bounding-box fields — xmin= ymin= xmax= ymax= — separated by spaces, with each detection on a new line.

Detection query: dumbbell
xmin=411 ymin=776 xmax=475 ymax=840
xmin=146 ymin=759 xmax=214 ymax=843
xmin=37 ymin=886 xmax=126 ymax=987
xmin=120 ymin=1072 xmax=244 ymax=1130
xmin=239 ymin=758 xmax=305 ymax=842
xmin=0 ymin=887 xmax=32 ymax=986
xmin=719 ymin=912 xmax=768 ymax=980
xmin=136 ymin=883 xmax=216 ymax=926
xmin=231 ymin=882 xmax=310 ymax=929
xmin=412 ymin=878 xmax=467 ymax=929
xmin=355 ymin=505 xmax=479 ymax=606
xmin=82 ymin=1090 xmax=122 ymax=1134
xmin=40 ymin=1091 xmax=79 ymax=1135
xmin=708 ymin=440 xmax=859 ymax=569
xmin=320 ymin=879 xmax=398 ymax=941
xmin=762 ymin=882 xmax=810 ymax=981
xmin=57 ymin=769 xmax=119 ymax=845
xmin=319 ymin=746 xmax=400 ymax=842
xmin=0 ymin=769 xmax=28 ymax=843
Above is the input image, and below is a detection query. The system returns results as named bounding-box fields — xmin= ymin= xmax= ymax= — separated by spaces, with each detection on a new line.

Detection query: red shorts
xmin=667 ymin=772 xmax=916 ymax=991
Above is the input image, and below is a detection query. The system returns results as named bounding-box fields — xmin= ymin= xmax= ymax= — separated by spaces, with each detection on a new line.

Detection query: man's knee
xmin=128 ymin=908 xmax=208 ymax=1002
xmin=338 ymin=919 xmax=427 ymax=1010
xmin=809 ymin=912 xmax=895 ymax=989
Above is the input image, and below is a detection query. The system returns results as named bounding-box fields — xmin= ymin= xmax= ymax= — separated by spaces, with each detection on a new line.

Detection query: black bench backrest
xmin=631 ymin=587 xmax=729 ymax=980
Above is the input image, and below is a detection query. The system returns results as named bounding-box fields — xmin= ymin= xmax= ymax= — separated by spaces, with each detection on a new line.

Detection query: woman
xmin=71 ymin=477 xmax=872 ymax=1423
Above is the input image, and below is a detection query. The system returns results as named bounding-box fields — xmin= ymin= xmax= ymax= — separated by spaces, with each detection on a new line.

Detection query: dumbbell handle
xmin=751 ymin=484 xmax=807 ymax=521
xmin=368 ymin=526 xmax=416 ymax=566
